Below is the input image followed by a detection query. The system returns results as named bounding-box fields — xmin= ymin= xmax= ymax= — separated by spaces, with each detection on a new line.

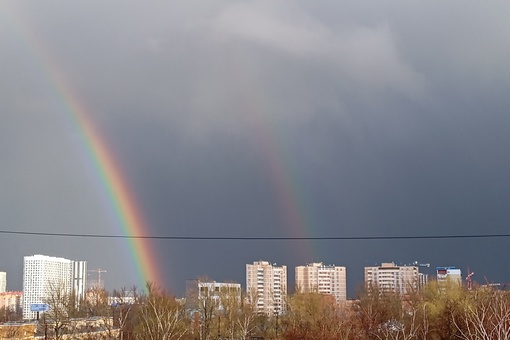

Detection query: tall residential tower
xmin=246 ymin=261 xmax=287 ymax=315
xmin=365 ymin=262 xmax=421 ymax=295
xmin=23 ymin=255 xmax=87 ymax=320
xmin=295 ymin=262 xmax=346 ymax=303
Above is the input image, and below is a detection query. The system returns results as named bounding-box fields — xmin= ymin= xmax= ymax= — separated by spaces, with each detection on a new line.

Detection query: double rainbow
xmin=4 ymin=2 xmax=318 ymax=289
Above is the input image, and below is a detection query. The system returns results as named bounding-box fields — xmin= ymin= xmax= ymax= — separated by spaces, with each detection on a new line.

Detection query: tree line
xmin=4 ymin=280 xmax=510 ymax=339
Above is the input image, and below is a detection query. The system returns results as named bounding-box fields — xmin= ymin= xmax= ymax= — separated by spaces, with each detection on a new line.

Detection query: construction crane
xmin=412 ymin=261 xmax=431 ymax=268
xmin=88 ymin=268 xmax=107 ymax=288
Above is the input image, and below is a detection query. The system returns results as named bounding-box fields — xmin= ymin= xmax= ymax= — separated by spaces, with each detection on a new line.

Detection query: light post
xmin=274 ymin=303 xmax=279 ymax=339
xmin=218 ymin=315 xmax=221 ymax=339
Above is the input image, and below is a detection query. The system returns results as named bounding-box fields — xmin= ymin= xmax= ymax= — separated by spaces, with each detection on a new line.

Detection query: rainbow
xmin=65 ymin=108 xmax=162 ymax=288
xmin=259 ymin=121 xmax=315 ymax=260
xmin=3 ymin=3 xmax=160 ymax=288
xmin=4 ymin=2 xmax=318 ymax=283
xmin=235 ymin=67 xmax=315 ymax=259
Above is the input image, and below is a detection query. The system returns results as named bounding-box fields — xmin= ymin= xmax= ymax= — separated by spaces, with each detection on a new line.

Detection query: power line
xmin=0 ymin=229 xmax=510 ymax=240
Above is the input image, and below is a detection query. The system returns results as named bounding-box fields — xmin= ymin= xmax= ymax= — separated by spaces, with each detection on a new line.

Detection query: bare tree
xmin=236 ymin=297 xmax=258 ymax=340
xmin=420 ymin=280 xmax=467 ymax=340
xmin=83 ymin=286 xmax=117 ymax=339
xmin=453 ymin=287 xmax=510 ymax=340
xmin=185 ymin=278 xmax=221 ymax=340
xmin=134 ymin=282 xmax=188 ymax=340
xmin=282 ymin=292 xmax=350 ymax=340
xmin=0 ymin=305 xmax=22 ymax=323
xmin=111 ymin=286 xmax=139 ymax=340
xmin=42 ymin=280 xmax=75 ymax=340
xmin=352 ymin=285 xmax=403 ymax=339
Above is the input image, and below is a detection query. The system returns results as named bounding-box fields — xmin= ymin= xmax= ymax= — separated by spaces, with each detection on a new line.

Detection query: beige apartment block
xmin=246 ymin=261 xmax=287 ymax=315
xmin=365 ymin=262 xmax=420 ymax=295
xmin=295 ymin=262 xmax=346 ymax=303
xmin=0 ymin=291 xmax=22 ymax=313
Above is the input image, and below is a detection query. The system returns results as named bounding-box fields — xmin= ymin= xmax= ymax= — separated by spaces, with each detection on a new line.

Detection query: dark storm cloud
xmin=1 ymin=1 xmax=510 ymax=295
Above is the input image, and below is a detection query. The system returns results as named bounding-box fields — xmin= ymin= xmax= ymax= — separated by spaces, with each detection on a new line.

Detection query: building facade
xmin=365 ymin=262 xmax=420 ymax=295
xmin=186 ymin=279 xmax=241 ymax=311
xmin=295 ymin=262 xmax=346 ymax=303
xmin=0 ymin=291 xmax=22 ymax=313
xmin=22 ymin=255 xmax=86 ymax=320
xmin=246 ymin=261 xmax=287 ymax=315
xmin=0 ymin=272 xmax=6 ymax=293
xmin=436 ymin=267 xmax=462 ymax=285
xmin=72 ymin=261 xmax=87 ymax=304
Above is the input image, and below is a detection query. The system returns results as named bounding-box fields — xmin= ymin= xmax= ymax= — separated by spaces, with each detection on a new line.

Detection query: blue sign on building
xmin=30 ymin=303 xmax=49 ymax=312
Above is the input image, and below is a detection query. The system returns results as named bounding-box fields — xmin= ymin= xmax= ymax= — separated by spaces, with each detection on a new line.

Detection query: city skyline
xmin=4 ymin=253 xmax=473 ymax=301
xmin=2 ymin=1 xmax=510 ymax=298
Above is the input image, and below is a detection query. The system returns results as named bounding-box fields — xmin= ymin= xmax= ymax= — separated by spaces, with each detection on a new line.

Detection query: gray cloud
xmin=1 ymin=1 xmax=510 ymax=295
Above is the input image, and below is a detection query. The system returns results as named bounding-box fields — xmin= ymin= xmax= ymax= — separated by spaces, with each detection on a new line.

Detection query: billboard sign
xmin=30 ymin=303 xmax=49 ymax=312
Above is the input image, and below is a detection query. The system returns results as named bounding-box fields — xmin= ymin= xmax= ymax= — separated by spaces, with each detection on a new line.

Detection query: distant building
xmin=365 ymin=262 xmax=421 ymax=295
xmin=419 ymin=272 xmax=429 ymax=289
xmin=72 ymin=261 xmax=87 ymax=305
xmin=0 ymin=272 xmax=6 ymax=293
xmin=0 ymin=291 xmax=22 ymax=313
xmin=22 ymin=254 xmax=87 ymax=320
xmin=436 ymin=267 xmax=462 ymax=285
xmin=295 ymin=262 xmax=346 ymax=303
xmin=186 ymin=279 xmax=241 ymax=311
xmin=246 ymin=261 xmax=287 ymax=315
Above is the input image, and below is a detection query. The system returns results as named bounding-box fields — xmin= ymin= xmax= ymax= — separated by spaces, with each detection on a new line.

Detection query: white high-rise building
xmin=22 ymin=255 xmax=86 ymax=320
xmin=365 ymin=262 xmax=420 ymax=295
xmin=246 ymin=261 xmax=287 ymax=315
xmin=295 ymin=262 xmax=346 ymax=303
xmin=0 ymin=272 xmax=6 ymax=293
xmin=72 ymin=261 xmax=87 ymax=304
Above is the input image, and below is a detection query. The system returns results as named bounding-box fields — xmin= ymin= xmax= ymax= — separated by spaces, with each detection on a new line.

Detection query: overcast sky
xmin=1 ymin=1 xmax=510 ymax=297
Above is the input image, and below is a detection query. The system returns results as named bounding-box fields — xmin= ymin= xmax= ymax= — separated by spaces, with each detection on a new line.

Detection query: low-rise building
xmin=186 ymin=279 xmax=241 ymax=311
xmin=0 ymin=291 xmax=22 ymax=314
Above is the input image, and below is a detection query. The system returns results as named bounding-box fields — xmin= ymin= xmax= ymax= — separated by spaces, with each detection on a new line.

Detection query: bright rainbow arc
xmin=66 ymin=105 xmax=161 ymax=288
xmin=5 ymin=2 xmax=318 ymax=286
xmin=4 ymin=4 xmax=160 ymax=288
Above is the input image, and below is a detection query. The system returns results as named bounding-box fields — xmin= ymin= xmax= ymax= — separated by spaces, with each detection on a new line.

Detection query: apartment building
xmin=0 ymin=272 xmax=6 ymax=293
xmin=295 ymin=262 xmax=346 ymax=303
xmin=0 ymin=291 xmax=22 ymax=313
xmin=186 ymin=279 xmax=241 ymax=311
xmin=22 ymin=255 xmax=87 ymax=319
xmin=437 ymin=267 xmax=462 ymax=285
xmin=246 ymin=261 xmax=287 ymax=315
xmin=365 ymin=262 xmax=420 ymax=295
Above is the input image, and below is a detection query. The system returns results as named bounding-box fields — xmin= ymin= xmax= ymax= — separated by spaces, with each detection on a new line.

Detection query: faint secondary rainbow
xmin=232 ymin=65 xmax=316 ymax=260
xmin=253 ymin=111 xmax=315 ymax=260
xmin=3 ymin=4 xmax=161 ymax=288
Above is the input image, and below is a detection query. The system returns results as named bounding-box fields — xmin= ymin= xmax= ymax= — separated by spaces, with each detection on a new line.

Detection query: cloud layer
xmin=1 ymin=1 xmax=510 ymax=295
